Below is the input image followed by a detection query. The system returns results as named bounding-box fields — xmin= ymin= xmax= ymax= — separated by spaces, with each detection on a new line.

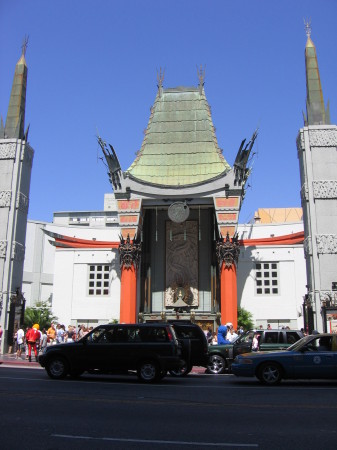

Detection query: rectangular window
xmin=88 ymin=265 xmax=110 ymax=296
xmin=255 ymin=262 xmax=279 ymax=295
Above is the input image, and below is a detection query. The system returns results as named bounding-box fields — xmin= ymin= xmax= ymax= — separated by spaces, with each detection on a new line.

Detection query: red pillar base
xmin=120 ymin=265 xmax=137 ymax=323
xmin=220 ymin=264 xmax=238 ymax=329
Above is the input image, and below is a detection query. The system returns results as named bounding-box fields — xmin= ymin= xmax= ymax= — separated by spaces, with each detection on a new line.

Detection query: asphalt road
xmin=0 ymin=366 xmax=337 ymax=449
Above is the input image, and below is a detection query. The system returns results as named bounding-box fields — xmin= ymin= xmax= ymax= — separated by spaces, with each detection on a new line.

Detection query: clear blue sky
xmin=1 ymin=0 xmax=336 ymax=223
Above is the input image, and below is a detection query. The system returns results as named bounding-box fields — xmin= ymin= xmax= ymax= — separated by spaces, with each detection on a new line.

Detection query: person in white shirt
xmin=16 ymin=326 xmax=25 ymax=359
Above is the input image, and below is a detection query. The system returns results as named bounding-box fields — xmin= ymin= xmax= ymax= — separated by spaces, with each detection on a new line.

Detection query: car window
xmin=286 ymin=332 xmax=300 ymax=344
xmin=264 ymin=332 xmax=279 ymax=344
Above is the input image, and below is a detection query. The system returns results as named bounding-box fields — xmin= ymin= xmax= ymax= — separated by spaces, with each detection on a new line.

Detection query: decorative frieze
xmin=119 ymin=234 xmax=141 ymax=269
xmin=0 ymin=191 xmax=11 ymax=207
xmin=11 ymin=241 xmax=25 ymax=261
xmin=0 ymin=240 xmax=7 ymax=258
xmin=316 ymin=234 xmax=337 ymax=254
xmin=303 ymin=236 xmax=312 ymax=257
xmin=308 ymin=129 xmax=337 ymax=147
xmin=216 ymin=233 xmax=240 ymax=269
xmin=16 ymin=193 xmax=29 ymax=212
xmin=313 ymin=180 xmax=337 ymax=199
xmin=0 ymin=142 xmax=16 ymax=159
xmin=300 ymin=183 xmax=309 ymax=202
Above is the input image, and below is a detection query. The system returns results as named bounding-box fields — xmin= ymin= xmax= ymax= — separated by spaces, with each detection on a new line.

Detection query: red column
xmin=220 ymin=263 xmax=238 ymax=329
xmin=120 ymin=265 xmax=137 ymax=323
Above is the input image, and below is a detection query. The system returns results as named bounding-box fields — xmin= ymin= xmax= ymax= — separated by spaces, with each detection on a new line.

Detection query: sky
xmin=1 ymin=0 xmax=336 ymax=224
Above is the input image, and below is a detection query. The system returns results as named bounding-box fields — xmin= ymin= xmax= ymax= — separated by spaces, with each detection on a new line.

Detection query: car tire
xmin=137 ymin=360 xmax=160 ymax=383
xmin=207 ymin=354 xmax=226 ymax=374
xmin=257 ymin=362 xmax=282 ymax=385
xmin=169 ymin=359 xmax=192 ymax=377
xmin=46 ymin=356 xmax=69 ymax=379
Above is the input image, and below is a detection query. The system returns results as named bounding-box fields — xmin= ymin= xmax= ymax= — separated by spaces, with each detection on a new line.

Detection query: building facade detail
xmin=303 ymin=236 xmax=312 ymax=257
xmin=0 ymin=142 xmax=16 ymax=159
xmin=312 ymin=180 xmax=337 ymax=199
xmin=216 ymin=233 xmax=240 ymax=269
xmin=0 ymin=191 xmax=12 ymax=207
xmin=316 ymin=234 xmax=337 ymax=254
xmin=300 ymin=183 xmax=309 ymax=202
xmin=16 ymin=193 xmax=29 ymax=212
xmin=0 ymin=240 xmax=7 ymax=258
xmin=119 ymin=234 xmax=141 ymax=269
xmin=308 ymin=129 xmax=337 ymax=147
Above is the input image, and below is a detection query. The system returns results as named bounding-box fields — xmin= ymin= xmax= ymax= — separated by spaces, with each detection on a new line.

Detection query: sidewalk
xmin=0 ymin=353 xmax=40 ymax=368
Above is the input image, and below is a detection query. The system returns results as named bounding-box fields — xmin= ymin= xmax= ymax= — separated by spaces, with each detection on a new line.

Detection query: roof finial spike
xmin=21 ymin=35 xmax=29 ymax=56
xmin=304 ymin=18 xmax=311 ymax=39
xmin=156 ymin=67 xmax=165 ymax=97
xmin=197 ymin=64 xmax=206 ymax=86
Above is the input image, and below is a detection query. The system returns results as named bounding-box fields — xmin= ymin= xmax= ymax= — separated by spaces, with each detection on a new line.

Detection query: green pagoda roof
xmin=126 ymin=85 xmax=230 ymax=186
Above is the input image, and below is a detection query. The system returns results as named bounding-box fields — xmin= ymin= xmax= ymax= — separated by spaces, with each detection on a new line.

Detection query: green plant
xmin=237 ymin=306 xmax=254 ymax=331
xmin=24 ymin=300 xmax=58 ymax=330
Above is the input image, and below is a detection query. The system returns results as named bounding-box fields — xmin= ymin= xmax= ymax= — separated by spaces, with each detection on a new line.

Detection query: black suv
xmin=207 ymin=329 xmax=304 ymax=374
xmin=165 ymin=321 xmax=209 ymax=376
xmin=39 ymin=323 xmax=183 ymax=382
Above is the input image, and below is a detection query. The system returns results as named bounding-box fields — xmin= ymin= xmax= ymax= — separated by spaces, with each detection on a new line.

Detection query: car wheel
xmin=46 ymin=356 xmax=69 ymax=379
xmin=207 ymin=354 xmax=226 ymax=374
xmin=257 ymin=362 xmax=282 ymax=385
xmin=169 ymin=360 xmax=192 ymax=377
xmin=137 ymin=360 xmax=160 ymax=383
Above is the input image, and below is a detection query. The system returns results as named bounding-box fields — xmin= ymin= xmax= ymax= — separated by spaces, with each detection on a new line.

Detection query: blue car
xmin=231 ymin=333 xmax=337 ymax=385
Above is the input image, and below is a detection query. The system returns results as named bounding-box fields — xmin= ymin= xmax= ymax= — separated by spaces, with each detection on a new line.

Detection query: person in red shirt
xmin=26 ymin=324 xmax=40 ymax=362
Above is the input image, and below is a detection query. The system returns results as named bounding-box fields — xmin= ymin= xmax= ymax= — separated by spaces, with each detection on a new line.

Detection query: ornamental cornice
xmin=0 ymin=142 xmax=16 ymax=159
xmin=0 ymin=191 xmax=11 ymax=207
xmin=216 ymin=233 xmax=240 ymax=269
xmin=11 ymin=241 xmax=25 ymax=261
xmin=303 ymin=236 xmax=312 ymax=257
xmin=308 ymin=129 xmax=337 ymax=147
xmin=313 ymin=180 xmax=337 ymax=199
xmin=316 ymin=234 xmax=337 ymax=254
xmin=119 ymin=234 xmax=141 ymax=269
xmin=16 ymin=193 xmax=29 ymax=213
xmin=300 ymin=183 xmax=309 ymax=202
xmin=0 ymin=240 xmax=7 ymax=258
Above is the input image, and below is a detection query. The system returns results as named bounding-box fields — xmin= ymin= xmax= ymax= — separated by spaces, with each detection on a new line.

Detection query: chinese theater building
xmin=98 ymin=70 xmax=257 ymax=329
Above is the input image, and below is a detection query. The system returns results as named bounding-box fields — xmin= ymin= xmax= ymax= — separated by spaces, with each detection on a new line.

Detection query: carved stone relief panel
xmin=0 ymin=142 xmax=16 ymax=159
xmin=309 ymin=129 xmax=337 ymax=147
xmin=313 ymin=181 xmax=337 ymax=199
xmin=316 ymin=234 xmax=337 ymax=254
xmin=165 ymin=221 xmax=198 ymax=307
xmin=0 ymin=191 xmax=11 ymax=207
xmin=11 ymin=241 xmax=25 ymax=261
xmin=0 ymin=240 xmax=7 ymax=258
xmin=16 ymin=193 xmax=29 ymax=213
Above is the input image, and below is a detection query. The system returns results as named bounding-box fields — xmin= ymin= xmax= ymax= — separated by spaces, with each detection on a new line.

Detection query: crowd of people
xmin=12 ymin=322 xmax=93 ymax=362
xmin=205 ymin=323 xmax=244 ymax=346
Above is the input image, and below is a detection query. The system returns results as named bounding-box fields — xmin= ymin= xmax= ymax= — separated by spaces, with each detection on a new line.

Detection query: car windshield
xmin=286 ymin=335 xmax=313 ymax=351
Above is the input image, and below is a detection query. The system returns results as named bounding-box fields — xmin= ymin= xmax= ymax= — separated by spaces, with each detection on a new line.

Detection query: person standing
xmin=16 ymin=325 xmax=25 ymax=359
xmin=47 ymin=322 xmax=56 ymax=345
xmin=25 ymin=324 xmax=40 ymax=362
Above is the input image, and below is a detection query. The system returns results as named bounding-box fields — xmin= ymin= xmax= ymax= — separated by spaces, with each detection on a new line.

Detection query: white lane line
xmin=52 ymin=434 xmax=258 ymax=447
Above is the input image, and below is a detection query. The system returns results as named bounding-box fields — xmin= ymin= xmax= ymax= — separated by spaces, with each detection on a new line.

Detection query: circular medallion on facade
xmin=168 ymin=202 xmax=190 ymax=223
